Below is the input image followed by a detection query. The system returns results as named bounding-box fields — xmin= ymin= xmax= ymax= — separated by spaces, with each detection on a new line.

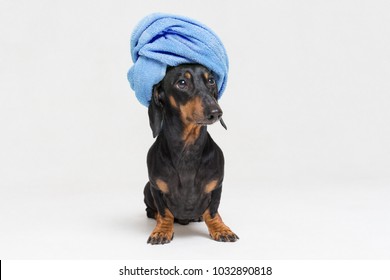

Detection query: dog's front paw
xmin=147 ymin=231 xmax=174 ymax=245
xmin=203 ymin=210 xmax=239 ymax=242
xmin=209 ymin=228 xmax=239 ymax=242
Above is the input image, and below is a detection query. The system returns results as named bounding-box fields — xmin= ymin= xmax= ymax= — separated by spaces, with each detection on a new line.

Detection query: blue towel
xmin=127 ymin=13 xmax=229 ymax=107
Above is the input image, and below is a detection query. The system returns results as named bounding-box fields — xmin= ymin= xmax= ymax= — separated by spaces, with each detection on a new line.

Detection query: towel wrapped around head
xmin=127 ymin=13 xmax=229 ymax=107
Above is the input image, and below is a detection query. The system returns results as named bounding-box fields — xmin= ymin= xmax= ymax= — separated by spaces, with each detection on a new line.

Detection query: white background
xmin=3 ymin=260 xmax=390 ymax=280
xmin=1 ymin=0 xmax=389 ymax=259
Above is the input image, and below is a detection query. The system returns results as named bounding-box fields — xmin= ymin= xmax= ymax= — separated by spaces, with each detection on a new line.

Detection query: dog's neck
xmin=160 ymin=115 xmax=208 ymax=167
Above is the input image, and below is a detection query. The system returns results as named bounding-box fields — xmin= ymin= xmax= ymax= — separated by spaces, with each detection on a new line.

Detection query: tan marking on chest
xmin=156 ymin=179 xmax=169 ymax=193
xmin=204 ymin=180 xmax=218 ymax=193
xmin=182 ymin=124 xmax=201 ymax=147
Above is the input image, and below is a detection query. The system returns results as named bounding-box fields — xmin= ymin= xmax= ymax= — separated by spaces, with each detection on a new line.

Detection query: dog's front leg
xmin=147 ymin=209 xmax=174 ymax=245
xmin=203 ymin=186 xmax=239 ymax=242
xmin=147 ymin=186 xmax=174 ymax=245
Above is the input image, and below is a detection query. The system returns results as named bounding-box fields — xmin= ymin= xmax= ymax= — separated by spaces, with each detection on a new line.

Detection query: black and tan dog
xmin=143 ymin=63 xmax=238 ymax=245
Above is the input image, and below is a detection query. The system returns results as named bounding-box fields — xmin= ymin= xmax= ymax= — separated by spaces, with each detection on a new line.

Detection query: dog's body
xmin=144 ymin=64 xmax=238 ymax=244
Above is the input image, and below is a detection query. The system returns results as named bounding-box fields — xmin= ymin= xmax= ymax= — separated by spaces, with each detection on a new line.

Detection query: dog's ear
xmin=148 ymin=84 xmax=164 ymax=138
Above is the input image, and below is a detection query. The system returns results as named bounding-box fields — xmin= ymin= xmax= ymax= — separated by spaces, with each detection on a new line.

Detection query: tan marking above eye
xmin=184 ymin=72 xmax=192 ymax=79
xmin=156 ymin=179 xmax=169 ymax=193
xmin=204 ymin=180 xmax=218 ymax=193
xmin=203 ymin=72 xmax=209 ymax=80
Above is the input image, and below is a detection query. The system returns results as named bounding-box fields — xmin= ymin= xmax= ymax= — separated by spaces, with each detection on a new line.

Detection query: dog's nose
xmin=206 ymin=108 xmax=223 ymax=122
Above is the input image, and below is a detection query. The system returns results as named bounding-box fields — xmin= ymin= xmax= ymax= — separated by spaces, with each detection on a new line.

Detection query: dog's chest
xmin=164 ymin=166 xmax=210 ymax=219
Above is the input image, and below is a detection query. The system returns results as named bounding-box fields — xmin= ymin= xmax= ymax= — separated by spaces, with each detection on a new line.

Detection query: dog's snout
xmin=206 ymin=108 xmax=223 ymax=122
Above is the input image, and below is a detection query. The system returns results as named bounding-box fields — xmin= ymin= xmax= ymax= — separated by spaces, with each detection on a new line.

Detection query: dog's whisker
xmin=220 ymin=118 xmax=227 ymax=130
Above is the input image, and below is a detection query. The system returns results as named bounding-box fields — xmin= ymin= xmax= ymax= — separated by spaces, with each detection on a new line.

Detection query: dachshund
xmin=143 ymin=63 xmax=238 ymax=244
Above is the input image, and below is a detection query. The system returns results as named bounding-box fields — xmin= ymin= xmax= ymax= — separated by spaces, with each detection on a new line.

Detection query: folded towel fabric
xmin=127 ymin=13 xmax=229 ymax=107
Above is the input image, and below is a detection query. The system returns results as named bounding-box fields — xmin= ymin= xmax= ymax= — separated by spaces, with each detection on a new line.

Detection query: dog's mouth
xmin=195 ymin=116 xmax=220 ymax=126
xmin=196 ymin=120 xmax=216 ymax=126
xmin=195 ymin=113 xmax=221 ymax=126
xmin=196 ymin=118 xmax=227 ymax=130
xmin=191 ymin=106 xmax=226 ymax=129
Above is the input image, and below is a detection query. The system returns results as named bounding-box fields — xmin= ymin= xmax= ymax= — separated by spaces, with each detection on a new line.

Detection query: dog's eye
xmin=207 ymin=77 xmax=216 ymax=85
xmin=176 ymin=80 xmax=187 ymax=89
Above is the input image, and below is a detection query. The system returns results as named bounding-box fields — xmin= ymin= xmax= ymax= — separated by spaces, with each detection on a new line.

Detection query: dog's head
xmin=148 ymin=64 xmax=226 ymax=138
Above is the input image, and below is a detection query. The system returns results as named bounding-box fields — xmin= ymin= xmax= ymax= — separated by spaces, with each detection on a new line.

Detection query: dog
xmin=143 ymin=63 xmax=238 ymax=244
